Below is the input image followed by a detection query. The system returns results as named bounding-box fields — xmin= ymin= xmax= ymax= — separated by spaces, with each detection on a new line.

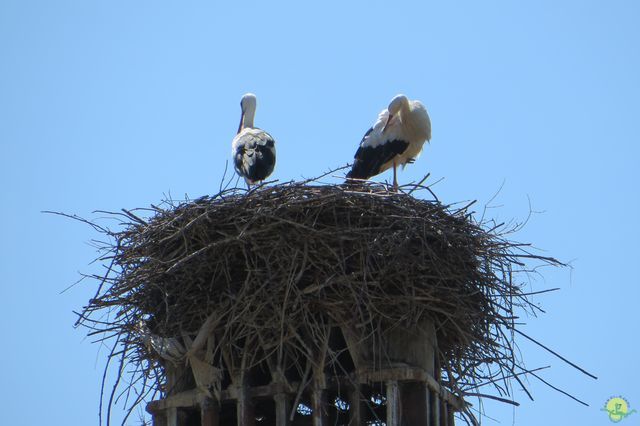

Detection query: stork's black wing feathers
xmin=346 ymin=137 xmax=409 ymax=180
xmin=247 ymin=138 xmax=275 ymax=181
xmin=233 ymin=132 xmax=276 ymax=183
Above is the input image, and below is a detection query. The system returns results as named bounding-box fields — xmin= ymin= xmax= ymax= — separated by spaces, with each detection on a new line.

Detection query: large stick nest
xmin=76 ymin=179 xmax=562 ymax=422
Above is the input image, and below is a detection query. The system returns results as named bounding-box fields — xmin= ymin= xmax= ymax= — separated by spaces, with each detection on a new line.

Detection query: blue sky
xmin=1 ymin=1 xmax=638 ymax=424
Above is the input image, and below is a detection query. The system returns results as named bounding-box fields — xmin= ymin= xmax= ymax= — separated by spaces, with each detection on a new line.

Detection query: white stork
xmin=231 ymin=93 xmax=276 ymax=187
xmin=346 ymin=94 xmax=431 ymax=190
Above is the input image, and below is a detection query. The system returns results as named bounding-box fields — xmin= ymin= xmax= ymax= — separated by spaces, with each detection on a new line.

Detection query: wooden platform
xmin=146 ymin=321 xmax=464 ymax=425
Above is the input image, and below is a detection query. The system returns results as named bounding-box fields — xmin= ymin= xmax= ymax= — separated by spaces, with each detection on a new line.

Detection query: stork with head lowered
xmin=346 ymin=94 xmax=431 ymax=191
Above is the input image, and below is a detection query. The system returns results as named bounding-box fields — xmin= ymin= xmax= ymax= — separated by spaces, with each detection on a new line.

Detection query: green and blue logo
xmin=601 ymin=396 xmax=637 ymax=423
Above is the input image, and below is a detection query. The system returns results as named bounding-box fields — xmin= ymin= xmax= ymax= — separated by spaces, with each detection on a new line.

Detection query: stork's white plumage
xmin=346 ymin=94 xmax=431 ymax=190
xmin=231 ymin=93 xmax=276 ymax=186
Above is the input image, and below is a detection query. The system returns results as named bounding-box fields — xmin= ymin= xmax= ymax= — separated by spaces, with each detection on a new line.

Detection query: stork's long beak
xmin=237 ymin=110 xmax=245 ymax=134
xmin=381 ymin=114 xmax=394 ymax=134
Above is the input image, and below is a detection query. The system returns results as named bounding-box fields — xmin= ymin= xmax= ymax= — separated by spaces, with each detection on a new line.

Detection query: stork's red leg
xmin=393 ymin=160 xmax=398 ymax=192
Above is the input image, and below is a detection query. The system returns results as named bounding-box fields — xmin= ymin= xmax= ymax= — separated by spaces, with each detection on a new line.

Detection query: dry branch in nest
xmin=72 ymin=176 xmax=572 ymax=424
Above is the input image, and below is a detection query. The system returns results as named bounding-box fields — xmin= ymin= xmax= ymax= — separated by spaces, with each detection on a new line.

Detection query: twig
xmin=511 ymin=328 xmax=597 ymax=380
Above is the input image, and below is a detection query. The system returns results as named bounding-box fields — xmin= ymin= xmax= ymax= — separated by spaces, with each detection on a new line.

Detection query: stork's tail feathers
xmin=344 ymin=166 xmax=371 ymax=189
xmin=345 ymin=160 xmax=372 ymax=181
